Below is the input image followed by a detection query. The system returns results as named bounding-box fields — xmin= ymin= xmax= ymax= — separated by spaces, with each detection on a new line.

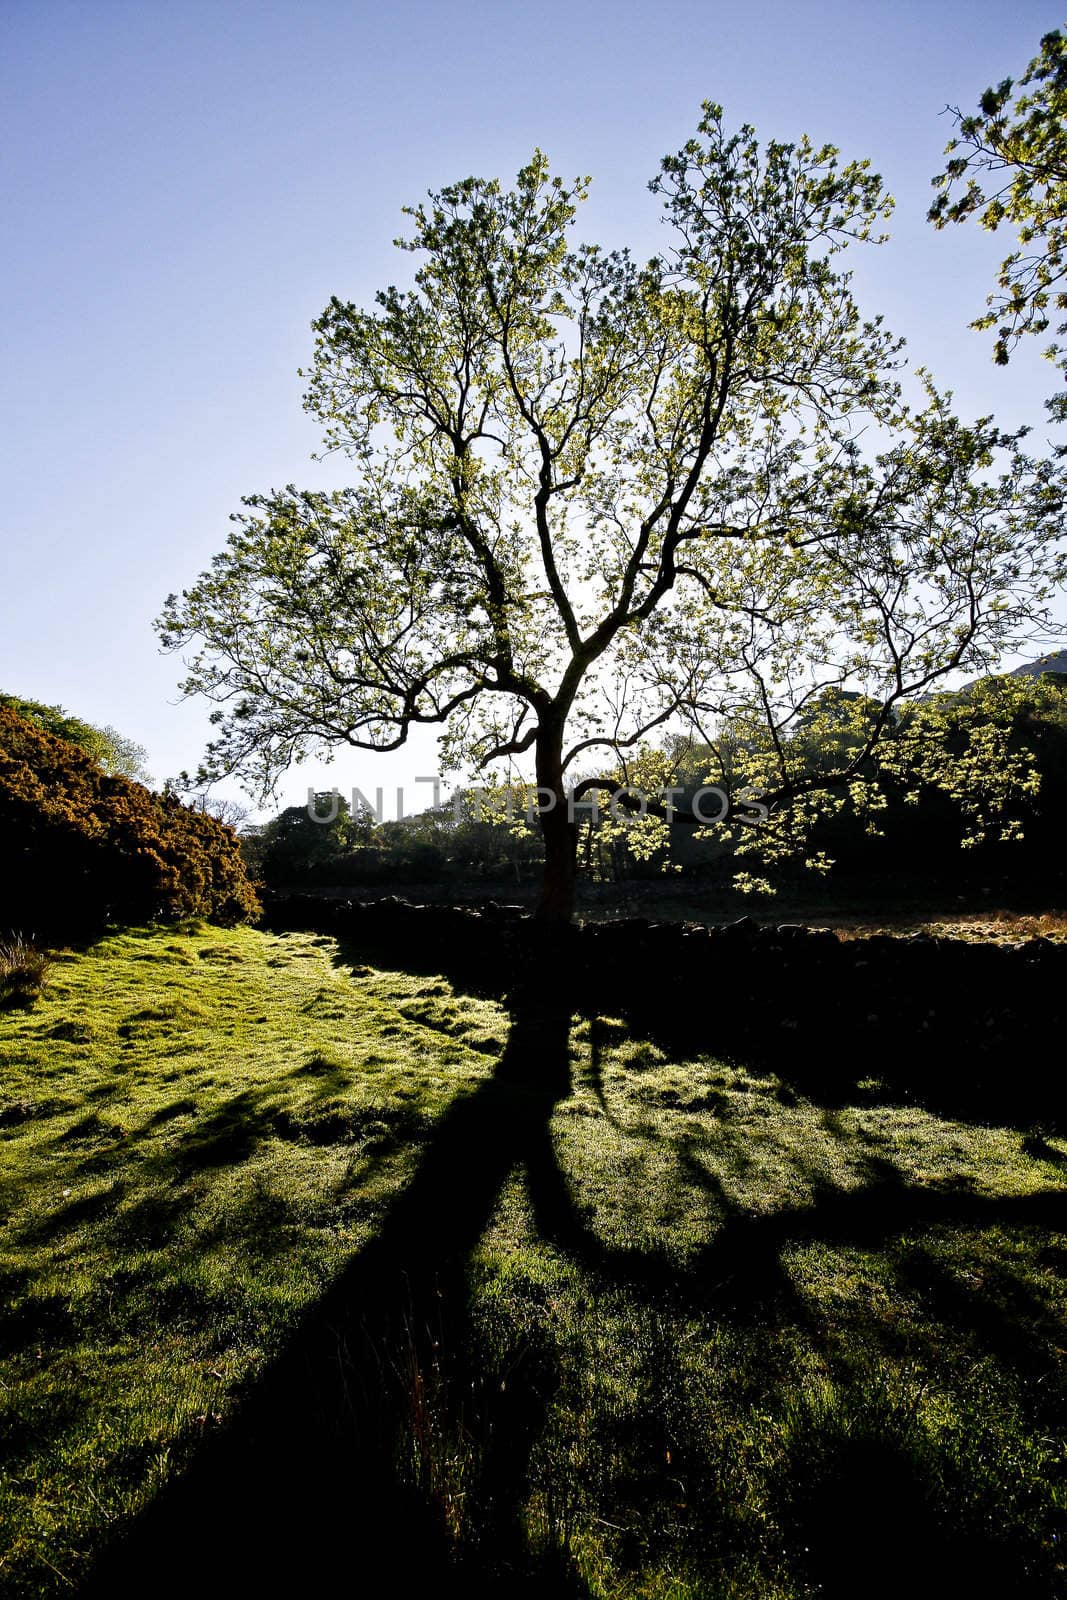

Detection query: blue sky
xmin=3 ymin=0 xmax=1065 ymax=819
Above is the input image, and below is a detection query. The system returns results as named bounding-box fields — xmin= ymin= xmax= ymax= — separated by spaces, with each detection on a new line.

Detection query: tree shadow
xmin=82 ymin=965 xmax=579 ymax=1597
xmin=80 ymin=927 xmax=1067 ymax=1595
xmin=518 ymin=1109 xmax=1067 ymax=1595
xmin=525 ymin=1113 xmax=1067 ymax=1326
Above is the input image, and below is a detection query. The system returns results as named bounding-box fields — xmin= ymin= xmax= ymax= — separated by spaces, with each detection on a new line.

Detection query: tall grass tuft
xmin=391 ymin=1306 xmax=481 ymax=1546
xmin=0 ymin=935 xmax=51 ymax=1008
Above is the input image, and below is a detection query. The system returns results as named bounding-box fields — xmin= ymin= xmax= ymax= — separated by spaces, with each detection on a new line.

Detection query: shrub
xmin=0 ymin=705 xmax=260 ymax=936
xmin=0 ymin=691 xmax=152 ymax=780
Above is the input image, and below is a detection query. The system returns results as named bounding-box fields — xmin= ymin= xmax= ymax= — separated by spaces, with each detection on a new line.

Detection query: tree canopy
xmin=930 ymin=28 xmax=1067 ymax=421
xmin=161 ymin=104 xmax=1067 ymax=920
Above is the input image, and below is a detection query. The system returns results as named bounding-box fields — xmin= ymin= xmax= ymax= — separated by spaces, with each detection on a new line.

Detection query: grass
xmin=1 ymin=923 xmax=1065 ymax=1594
xmin=0 ymin=922 xmax=502 ymax=1593
xmin=829 ymin=907 xmax=1067 ymax=943
xmin=583 ymin=888 xmax=1067 ymax=942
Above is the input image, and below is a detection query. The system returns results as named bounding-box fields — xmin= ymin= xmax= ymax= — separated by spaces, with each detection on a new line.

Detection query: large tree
xmin=929 ymin=27 xmax=1067 ymax=421
xmin=161 ymin=106 xmax=1066 ymax=921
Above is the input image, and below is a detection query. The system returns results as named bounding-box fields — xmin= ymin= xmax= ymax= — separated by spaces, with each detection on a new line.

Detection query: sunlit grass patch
xmin=0 ymin=922 xmax=501 ymax=1593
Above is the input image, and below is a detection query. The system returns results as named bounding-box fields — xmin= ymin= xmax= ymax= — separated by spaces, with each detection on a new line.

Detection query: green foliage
xmin=373 ymin=788 xmax=544 ymax=883
xmin=576 ymin=671 xmax=1067 ymax=894
xmin=930 ymin=28 xmax=1067 ymax=416
xmin=0 ymin=704 xmax=259 ymax=935
xmin=876 ymin=675 xmax=1055 ymax=848
xmin=256 ymin=791 xmax=364 ymax=883
xmin=749 ymin=671 xmax=1067 ymax=883
xmin=0 ymin=693 xmax=153 ymax=783
xmin=93 ymin=723 xmax=153 ymax=782
xmin=251 ymin=785 xmax=545 ymax=889
xmin=0 ymin=692 xmax=111 ymax=763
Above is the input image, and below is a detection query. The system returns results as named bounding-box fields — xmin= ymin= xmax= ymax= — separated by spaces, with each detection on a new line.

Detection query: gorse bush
xmin=0 ymin=704 xmax=260 ymax=935
xmin=0 ymin=691 xmax=151 ymax=781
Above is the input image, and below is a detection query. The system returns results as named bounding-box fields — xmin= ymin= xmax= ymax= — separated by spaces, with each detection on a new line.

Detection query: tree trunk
xmin=534 ymin=728 xmax=577 ymax=924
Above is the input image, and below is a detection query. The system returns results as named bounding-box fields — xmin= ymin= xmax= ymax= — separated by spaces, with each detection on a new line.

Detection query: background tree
xmin=376 ymin=787 xmax=543 ymax=885
xmin=680 ymin=671 xmax=1067 ymax=892
xmin=929 ymin=28 xmax=1067 ymax=422
xmin=161 ymin=106 xmax=1067 ymax=922
xmin=254 ymin=791 xmax=370 ymax=885
xmin=247 ymin=784 xmax=545 ymax=892
xmin=94 ymin=725 xmax=153 ymax=784
xmin=180 ymin=791 xmax=252 ymax=829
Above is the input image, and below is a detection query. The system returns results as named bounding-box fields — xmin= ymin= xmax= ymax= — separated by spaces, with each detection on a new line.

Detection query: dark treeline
xmin=245 ymin=674 xmax=1067 ymax=900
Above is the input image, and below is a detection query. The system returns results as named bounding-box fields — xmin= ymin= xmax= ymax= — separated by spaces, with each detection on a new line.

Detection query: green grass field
xmin=1 ymin=923 xmax=1065 ymax=1595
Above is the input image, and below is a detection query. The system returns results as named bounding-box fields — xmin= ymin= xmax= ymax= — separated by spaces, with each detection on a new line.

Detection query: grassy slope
xmin=1 ymin=923 xmax=1065 ymax=1595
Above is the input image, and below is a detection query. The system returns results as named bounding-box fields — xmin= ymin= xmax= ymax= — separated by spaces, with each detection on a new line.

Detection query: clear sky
xmin=3 ymin=0 xmax=1065 ymax=820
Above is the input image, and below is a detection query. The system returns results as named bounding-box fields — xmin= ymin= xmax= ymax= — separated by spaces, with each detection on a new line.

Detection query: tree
xmin=181 ymin=791 xmax=252 ymax=829
xmin=160 ymin=106 xmax=1067 ymax=922
xmin=929 ymin=28 xmax=1067 ymax=421
xmin=94 ymin=724 xmax=153 ymax=784
xmin=256 ymin=791 xmax=366 ymax=884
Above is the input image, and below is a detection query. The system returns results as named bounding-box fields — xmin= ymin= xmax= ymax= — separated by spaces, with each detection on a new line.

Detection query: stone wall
xmin=261 ymin=894 xmax=1066 ymax=1124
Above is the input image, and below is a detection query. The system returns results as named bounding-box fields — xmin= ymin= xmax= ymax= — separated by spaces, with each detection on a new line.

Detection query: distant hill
xmin=928 ymin=649 xmax=1067 ymax=701
xmin=1008 ymin=649 xmax=1067 ymax=679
